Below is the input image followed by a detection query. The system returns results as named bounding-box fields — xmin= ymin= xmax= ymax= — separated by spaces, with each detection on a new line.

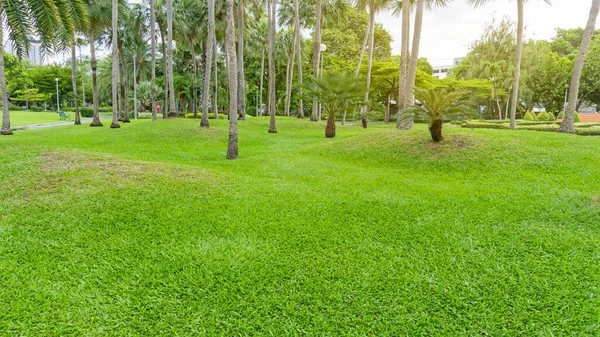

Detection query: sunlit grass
xmin=0 ymin=117 xmax=598 ymax=336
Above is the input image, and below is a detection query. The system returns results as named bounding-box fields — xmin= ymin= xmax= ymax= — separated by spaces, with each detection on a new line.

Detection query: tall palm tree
xmin=396 ymin=0 xmax=412 ymax=130
xmin=150 ymin=0 xmax=158 ymax=121
xmin=226 ymin=0 xmax=239 ymax=159
xmin=110 ymin=0 xmax=120 ymax=128
xmin=467 ymin=0 xmax=550 ymax=130
xmin=238 ymin=0 xmax=247 ymax=120
xmin=166 ymin=0 xmax=177 ymax=117
xmin=202 ymin=0 xmax=216 ymax=127
xmin=69 ymin=2 xmax=90 ymax=126
xmin=558 ymin=0 xmax=600 ymax=134
xmin=88 ymin=0 xmax=112 ymax=127
xmin=294 ymin=0 xmax=304 ymax=118
xmin=267 ymin=0 xmax=277 ymax=133
xmin=310 ymin=0 xmax=322 ymax=121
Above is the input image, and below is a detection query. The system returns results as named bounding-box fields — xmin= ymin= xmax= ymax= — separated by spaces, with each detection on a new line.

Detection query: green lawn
xmin=9 ymin=110 xmax=73 ymax=126
xmin=0 ymin=118 xmax=598 ymax=336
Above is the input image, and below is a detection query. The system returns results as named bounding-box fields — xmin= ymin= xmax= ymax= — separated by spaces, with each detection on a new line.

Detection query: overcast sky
xmin=376 ymin=0 xmax=596 ymax=66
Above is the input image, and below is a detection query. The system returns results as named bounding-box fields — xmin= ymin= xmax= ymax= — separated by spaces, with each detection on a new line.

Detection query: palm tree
xmin=202 ymin=0 xmax=216 ymax=127
xmin=150 ymin=0 xmax=158 ymax=121
xmin=226 ymin=0 xmax=239 ymax=159
xmin=467 ymin=0 xmax=550 ymax=130
xmin=69 ymin=2 xmax=90 ymax=126
xmin=110 ymin=0 xmax=120 ymax=128
xmin=310 ymin=0 xmax=322 ymax=121
xmin=294 ymin=0 xmax=304 ymax=118
xmin=1 ymin=0 xmax=82 ymax=134
xmin=267 ymin=0 xmax=278 ymax=133
xmin=166 ymin=0 xmax=177 ymax=117
xmin=303 ymin=73 xmax=366 ymax=138
xmin=238 ymin=0 xmax=247 ymax=120
xmin=558 ymin=0 xmax=600 ymax=134
xmin=396 ymin=0 xmax=412 ymax=130
xmin=88 ymin=0 xmax=112 ymax=127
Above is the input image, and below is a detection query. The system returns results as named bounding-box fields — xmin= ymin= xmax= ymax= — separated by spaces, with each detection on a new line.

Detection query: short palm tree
xmin=401 ymin=87 xmax=470 ymax=142
xmin=303 ymin=73 xmax=366 ymax=138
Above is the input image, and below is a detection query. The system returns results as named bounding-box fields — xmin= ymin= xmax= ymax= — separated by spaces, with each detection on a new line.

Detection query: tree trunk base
xmin=74 ymin=121 xmax=81 ymax=125
xmin=1 ymin=130 xmax=13 ymax=135
xmin=362 ymin=117 xmax=367 ymax=129
xmin=325 ymin=116 xmax=336 ymax=138
xmin=200 ymin=121 xmax=210 ymax=128
xmin=268 ymin=128 xmax=277 ymax=133
xmin=396 ymin=113 xmax=414 ymax=130
xmin=90 ymin=120 xmax=103 ymax=127
xmin=110 ymin=122 xmax=121 ymax=129
xmin=429 ymin=119 xmax=444 ymax=142
xmin=557 ymin=118 xmax=576 ymax=134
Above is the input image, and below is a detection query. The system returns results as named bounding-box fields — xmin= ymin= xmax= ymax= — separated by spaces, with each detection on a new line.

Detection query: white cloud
xmin=376 ymin=0 xmax=596 ymax=66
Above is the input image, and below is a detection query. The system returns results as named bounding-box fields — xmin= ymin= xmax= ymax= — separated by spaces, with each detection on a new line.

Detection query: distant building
xmin=4 ymin=39 xmax=44 ymax=65
xmin=432 ymin=57 xmax=464 ymax=79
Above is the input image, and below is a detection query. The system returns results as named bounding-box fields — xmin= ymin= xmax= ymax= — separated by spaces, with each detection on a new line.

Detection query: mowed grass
xmin=0 ymin=117 xmax=599 ymax=336
xmin=9 ymin=110 xmax=73 ymax=126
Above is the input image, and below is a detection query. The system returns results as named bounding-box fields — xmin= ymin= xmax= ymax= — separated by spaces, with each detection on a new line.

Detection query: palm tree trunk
xmin=267 ymin=0 xmax=277 ymax=133
xmin=190 ymin=42 xmax=198 ymax=119
xmin=311 ymin=0 xmax=322 ymax=122
xmin=285 ymin=35 xmax=297 ymax=117
xmin=119 ymin=44 xmax=131 ymax=123
xmin=355 ymin=14 xmax=371 ymax=77
xmin=159 ymin=21 xmax=168 ymax=119
xmin=259 ymin=46 xmax=265 ymax=116
xmin=71 ymin=41 xmax=81 ymax=125
xmin=0 ymin=26 xmax=12 ymax=135
xmin=294 ymin=0 xmax=304 ymax=119
xmin=406 ymin=0 xmax=423 ymax=106
xmin=167 ymin=0 xmax=177 ymax=117
xmin=429 ymin=119 xmax=444 ymax=142
xmin=385 ymin=92 xmax=390 ymax=123
xmin=110 ymin=0 xmax=120 ymax=129
xmin=238 ymin=0 xmax=246 ymax=120
xmin=89 ymin=31 xmax=103 ymax=127
xmin=284 ymin=53 xmax=292 ymax=117
xmin=226 ymin=0 xmax=239 ymax=159
xmin=150 ymin=0 xmax=157 ymax=121
xmin=202 ymin=0 xmax=215 ymax=127
xmin=214 ymin=37 xmax=219 ymax=118
xmin=325 ymin=109 xmax=336 ymax=138
xmin=558 ymin=0 xmax=600 ymax=133
xmin=397 ymin=0 xmax=412 ymax=130
xmin=509 ymin=0 xmax=524 ymax=130
xmin=364 ymin=6 xmax=376 ymax=108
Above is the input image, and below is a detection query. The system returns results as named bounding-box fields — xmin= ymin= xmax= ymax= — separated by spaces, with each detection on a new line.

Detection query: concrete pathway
xmin=12 ymin=115 xmax=111 ymax=131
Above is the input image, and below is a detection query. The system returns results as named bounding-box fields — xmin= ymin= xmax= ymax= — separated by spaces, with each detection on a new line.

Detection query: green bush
xmin=536 ymin=111 xmax=550 ymax=121
xmin=576 ymin=128 xmax=600 ymax=136
xmin=516 ymin=121 xmax=557 ymax=126
xmin=184 ymin=112 xmax=227 ymax=119
xmin=9 ymin=103 xmax=21 ymax=111
xmin=523 ymin=111 xmax=535 ymax=121
xmin=80 ymin=107 xmax=94 ymax=117
xmin=31 ymin=106 xmax=44 ymax=112
xmin=557 ymin=111 xmax=565 ymax=119
xmin=98 ymin=107 xmax=112 ymax=113
xmin=575 ymin=111 xmax=580 ymax=122
xmin=547 ymin=112 xmax=555 ymax=121
xmin=137 ymin=112 xmax=164 ymax=119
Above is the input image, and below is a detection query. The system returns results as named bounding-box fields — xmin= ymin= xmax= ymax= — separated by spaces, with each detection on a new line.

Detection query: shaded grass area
xmin=9 ymin=110 xmax=72 ymax=126
xmin=0 ymin=118 xmax=599 ymax=336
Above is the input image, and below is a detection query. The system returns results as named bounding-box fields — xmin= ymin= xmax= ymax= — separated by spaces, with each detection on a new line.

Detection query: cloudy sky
xmin=376 ymin=0 xmax=596 ymax=66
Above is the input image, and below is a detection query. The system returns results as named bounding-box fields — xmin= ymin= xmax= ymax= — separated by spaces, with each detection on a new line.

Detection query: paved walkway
xmin=12 ymin=115 xmax=111 ymax=131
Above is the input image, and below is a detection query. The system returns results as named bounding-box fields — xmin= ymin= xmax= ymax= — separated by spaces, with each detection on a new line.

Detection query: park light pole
xmin=55 ymin=78 xmax=60 ymax=112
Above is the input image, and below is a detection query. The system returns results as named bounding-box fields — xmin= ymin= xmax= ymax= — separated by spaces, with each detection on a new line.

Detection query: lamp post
xmin=319 ymin=44 xmax=326 ymax=120
xmin=133 ymin=53 xmax=138 ymax=120
xmin=55 ymin=78 xmax=60 ymax=112
xmin=563 ymin=84 xmax=569 ymax=112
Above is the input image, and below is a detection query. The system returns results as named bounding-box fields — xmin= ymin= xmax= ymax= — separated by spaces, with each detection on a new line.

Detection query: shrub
xmin=80 ymin=107 xmax=94 ymax=117
xmin=9 ymin=103 xmax=21 ymax=111
xmin=547 ymin=112 xmax=555 ymax=121
xmin=575 ymin=111 xmax=580 ymax=122
xmin=98 ymin=107 xmax=112 ymax=113
xmin=184 ymin=112 xmax=227 ymax=119
xmin=523 ymin=111 xmax=535 ymax=121
xmin=137 ymin=112 xmax=163 ymax=119
xmin=576 ymin=128 xmax=600 ymax=136
xmin=536 ymin=111 xmax=549 ymax=121
xmin=557 ymin=111 xmax=565 ymax=119
xmin=31 ymin=106 xmax=44 ymax=112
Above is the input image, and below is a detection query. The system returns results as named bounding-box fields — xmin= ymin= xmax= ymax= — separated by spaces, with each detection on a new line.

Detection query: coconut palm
xmin=202 ymin=0 xmax=216 ymax=127
xmin=166 ymin=0 xmax=176 ymax=117
xmin=238 ymin=0 xmax=247 ymax=120
xmin=226 ymin=0 xmax=239 ymax=159
xmin=267 ymin=0 xmax=277 ymax=133
xmin=88 ymin=0 xmax=112 ymax=127
xmin=150 ymin=0 xmax=158 ymax=121
xmin=466 ymin=0 xmax=550 ymax=130
xmin=401 ymin=88 xmax=470 ymax=142
xmin=110 ymin=0 xmax=120 ymax=128
xmin=558 ymin=0 xmax=600 ymax=133
xmin=303 ymin=73 xmax=366 ymax=138
xmin=310 ymin=0 xmax=322 ymax=121
xmin=1 ymin=0 xmax=83 ymax=134
xmin=396 ymin=0 xmax=411 ymax=130
xmin=294 ymin=0 xmax=304 ymax=118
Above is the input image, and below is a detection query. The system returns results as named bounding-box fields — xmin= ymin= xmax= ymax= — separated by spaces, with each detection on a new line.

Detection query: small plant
xmin=523 ymin=111 xmax=535 ymax=121
xmin=557 ymin=111 xmax=565 ymax=119
xmin=536 ymin=111 xmax=550 ymax=121
xmin=354 ymin=101 xmax=384 ymax=129
xmin=547 ymin=111 xmax=555 ymax=121
xmin=575 ymin=111 xmax=581 ymax=122
xmin=400 ymin=87 xmax=471 ymax=142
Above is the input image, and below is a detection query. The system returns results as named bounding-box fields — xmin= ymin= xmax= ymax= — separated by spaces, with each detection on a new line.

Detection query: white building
xmin=432 ymin=57 xmax=464 ymax=79
xmin=4 ymin=39 xmax=44 ymax=65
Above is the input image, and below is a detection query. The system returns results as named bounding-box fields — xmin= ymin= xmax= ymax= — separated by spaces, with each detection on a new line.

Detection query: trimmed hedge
xmin=184 ymin=112 xmax=227 ymax=119
xmin=557 ymin=111 xmax=565 ymax=119
xmin=547 ymin=112 xmax=555 ymax=121
xmin=576 ymin=128 xmax=600 ymax=136
xmin=80 ymin=107 xmax=94 ymax=117
xmin=536 ymin=111 xmax=550 ymax=121
xmin=31 ymin=106 xmax=45 ymax=112
xmin=462 ymin=121 xmax=599 ymax=136
xmin=575 ymin=112 xmax=581 ymax=122
xmin=523 ymin=111 xmax=535 ymax=121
